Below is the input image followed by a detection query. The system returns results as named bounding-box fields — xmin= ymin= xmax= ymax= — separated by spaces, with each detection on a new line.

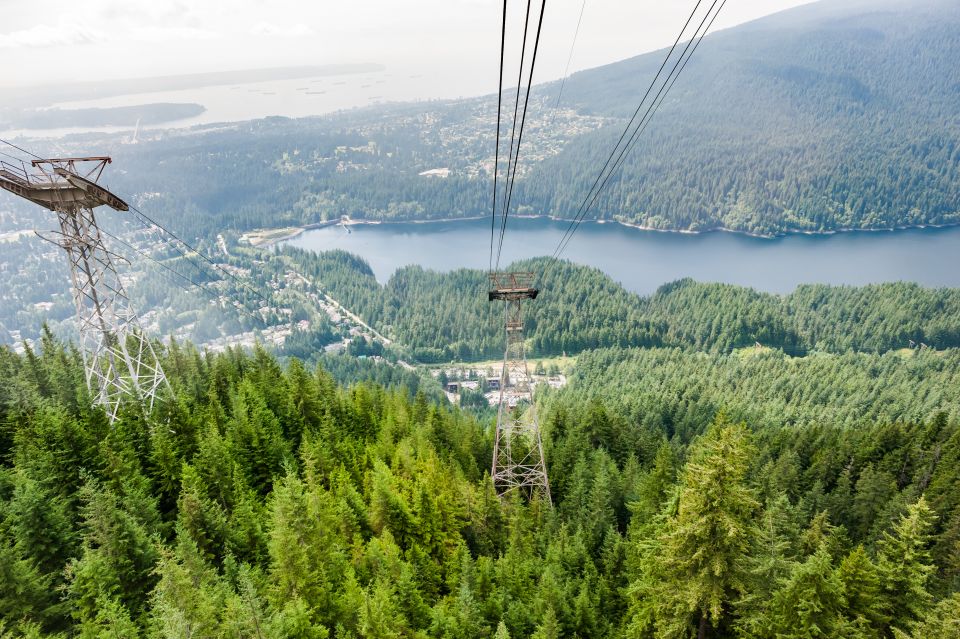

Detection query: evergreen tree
xmin=642 ymin=416 xmax=760 ymax=638
xmin=877 ymin=497 xmax=937 ymax=635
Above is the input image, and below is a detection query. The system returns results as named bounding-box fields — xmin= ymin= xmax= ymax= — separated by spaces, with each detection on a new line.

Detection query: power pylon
xmin=0 ymin=156 xmax=167 ymax=421
xmin=488 ymin=272 xmax=550 ymax=502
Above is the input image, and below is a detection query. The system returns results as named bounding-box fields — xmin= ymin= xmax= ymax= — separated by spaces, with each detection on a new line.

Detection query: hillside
xmin=283 ymin=250 xmax=960 ymax=363
xmin=525 ymin=0 xmax=960 ymax=234
xmin=1 ymin=333 xmax=959 ymax=637
xmin=5 ymin=0 xmax=957 ymax=240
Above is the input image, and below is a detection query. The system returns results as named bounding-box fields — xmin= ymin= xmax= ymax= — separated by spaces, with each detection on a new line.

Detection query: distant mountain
xmin=10 ymin=0 xmax=956 ymax=239
xmin=520 ymin=0 xmax=960 ymax=234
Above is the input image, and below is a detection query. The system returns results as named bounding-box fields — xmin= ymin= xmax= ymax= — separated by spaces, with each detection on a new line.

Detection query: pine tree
xmin=67 ymin=479 xmax=158 ymax=625
xmin=735 ymin=495 xmax=799 ymax=638
xmin=877 ymin=497 xmax=936 ymax=634
xmin=765 ymin=546 xmax=848 ymax=639
xmin=531 ymin=607 xmax=560 ymax=639
xmin=892 ymin=593 xmax=960 ymax=639
xmin=7 ymin=470 xmax=77 ymax=578
xmin=837 ymin=545 xmax=888 ymax=632
xmin=645 ymin=416 xmax=760 ymax=638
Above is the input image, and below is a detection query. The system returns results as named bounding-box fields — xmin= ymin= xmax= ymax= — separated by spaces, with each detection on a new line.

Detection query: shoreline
xmin=269 ymin=214 xmax=960 ymax=244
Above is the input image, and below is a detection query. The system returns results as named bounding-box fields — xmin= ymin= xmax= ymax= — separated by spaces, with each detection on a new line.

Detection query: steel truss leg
xmin=492 ymin=298 xmax=551 ymax=502
xmin=57 ymin=206 xmax=167 ymax=421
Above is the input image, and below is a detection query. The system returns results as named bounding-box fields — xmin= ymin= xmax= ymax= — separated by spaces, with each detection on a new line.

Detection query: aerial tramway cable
xmin=490 ymin=0 xmax=510 ymax=273
xmin=494 ymin=0 xmax=535 ymax=271
xmin=550 ymin=0 xmax=726 ymax=261
xmin=493 ymin=0 xmax=548 ymax=272
xmin=552 ymin=0 xmax=587 ymax=113
xmin=99 ymin=228 xmax=265 ymax=324
xmin=0 ymin=137 xmax=274 ymax=314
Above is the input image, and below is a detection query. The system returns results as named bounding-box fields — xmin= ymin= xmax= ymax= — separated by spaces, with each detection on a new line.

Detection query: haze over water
xmin=284 ymin=217 xmax=960 ymax=295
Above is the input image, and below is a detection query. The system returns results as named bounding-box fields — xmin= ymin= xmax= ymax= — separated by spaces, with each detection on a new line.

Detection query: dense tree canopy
xmin=0 ymin=329 xmax=958 ymax=637
xmin=282 ymin=251 xmax=960 ymax=363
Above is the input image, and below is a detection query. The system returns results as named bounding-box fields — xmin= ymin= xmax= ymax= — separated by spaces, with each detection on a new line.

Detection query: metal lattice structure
xmin=488 ymin=272 xmax=550 ymax=502
xmin=0 ymin=156 xmax=167 ymax=421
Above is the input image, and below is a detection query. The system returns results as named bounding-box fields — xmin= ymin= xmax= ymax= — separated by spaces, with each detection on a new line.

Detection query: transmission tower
xmin=0 ymin=156 xmax=168 ymax=421
xmin=488 ymin=272 xmax=550 ymax=502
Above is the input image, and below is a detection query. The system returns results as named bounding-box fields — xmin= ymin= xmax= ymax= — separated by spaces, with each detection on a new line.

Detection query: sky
xmin=1 ymin=0 xmax=815 ymax=95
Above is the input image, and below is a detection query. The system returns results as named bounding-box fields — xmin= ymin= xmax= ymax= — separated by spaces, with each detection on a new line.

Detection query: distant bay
xmin=282 ymin=217 xmax=960 ymax=295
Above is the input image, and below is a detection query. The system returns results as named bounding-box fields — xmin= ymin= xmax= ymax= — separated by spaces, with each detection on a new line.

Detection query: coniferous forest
xmin=2 ymin=0 xmax=960 ymax=636
xmin=1 ymin=324 xmax=959 ymax=638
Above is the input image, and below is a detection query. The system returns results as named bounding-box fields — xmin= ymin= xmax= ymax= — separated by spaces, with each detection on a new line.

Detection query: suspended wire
xmin=0 ymin=149 xmax=31 ymax=164
xmin=599 ymin=0 xmax=728 ymax=216
xmin=553 ymin=0 xmax=587 ymax=112
xmin=0 ymin=136 xmax=274 ymax=311
xmin=126 ymin=204 xmax=272 ymax=308
xmin=551 ymin=0 xmax=713 ymax=260
xmin=550 ymin=0 xmax=724 ymax=261
xmin=558 ymin=0 xmax=728 ymax=260
xmin=494 ymin=0 xmax=535 ymax=272
xmin=99 ymin=228 xmax=264 ymax=323
xmin=490 ymin=0 xmax=509 ymax=273
xmin=495 ymin=0 xmax=548 ymax=272
xmin=0 ymin=137 xmax=43 ymax=161
xmin=553 ymin=0 xmax=726 ymax=260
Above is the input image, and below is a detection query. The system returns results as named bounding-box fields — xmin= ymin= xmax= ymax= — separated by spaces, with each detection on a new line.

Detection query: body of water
xmin=282 ymin=217 xmax=960 ymax=295
xmin=1 ymin=66 xmax=482 ymax=139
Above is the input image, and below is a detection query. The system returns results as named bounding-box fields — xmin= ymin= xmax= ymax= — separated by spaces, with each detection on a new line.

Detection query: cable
xmin=553 ymin=0 xmax=587 ymax=112
xmin=0 ymin=138 xmax=43 ymax=161
xmin=490 ymin=0 xmax=509 ymax=273
xmin=0 ymin=149 xmax=31 ymax=164
xmin=101 ymin=229 xmax=222 ymax=303
xmin=552 ymin=0 xmax=725 ymax=261
xmin=0 ymin=137 xmax=273 ymax=309
xmin=126 ymin=203 xmax=272 ymax=308
xmin=602 ymin=0 xmax=728 ymax=215
xmin=551 ymin=0 xmax=710 ymax=260
xmin=495 ymin=0 xmax=548 ymax=271
xmin=558 ymin=0 xmax=727 ymax=260
xmin=494 ymin=0 xmax=535 ymax=272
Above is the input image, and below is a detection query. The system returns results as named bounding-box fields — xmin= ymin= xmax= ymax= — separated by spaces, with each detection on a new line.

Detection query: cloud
xmin=249 ymin=21 xmax=314 ymax=38
xmin=0 ymin=22 xmax=106 ymax=49
xmin=0 ymin=20 xmax=218 ymax=49
xmin=133 ymin=26 xmax=220 ymax=42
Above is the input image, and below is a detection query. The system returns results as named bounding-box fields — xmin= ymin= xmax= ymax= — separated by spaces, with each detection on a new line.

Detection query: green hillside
xmin=522 ymin=0 xmax=960 ymax=234
xmin=14 ymin=0 xmax=956 ymax=240
xmin=1 ymin=333 xmax=959 ymax=637
xmin=283 ymin=250 xmax=960 ymax=363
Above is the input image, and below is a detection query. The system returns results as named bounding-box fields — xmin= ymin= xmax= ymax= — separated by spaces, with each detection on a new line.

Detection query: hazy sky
xmin=2 ymin=0 xmax=815 ymax=93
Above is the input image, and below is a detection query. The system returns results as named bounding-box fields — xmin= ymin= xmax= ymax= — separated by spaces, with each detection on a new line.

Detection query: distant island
xmin=0 ymin=63 xmax=385 ymax=111
xmin=4 ymin=103 xmax=206 ymax=129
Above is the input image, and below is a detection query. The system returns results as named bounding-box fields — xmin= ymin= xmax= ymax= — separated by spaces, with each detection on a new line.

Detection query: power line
xmin=552 ymin=0 xmax=726 ymax=261
xmin=495 ymin=0 xmax=548 ymax=272
xmin=495 ymin=0 xmax=535 ymax=271
xmin=550 ymin=0 xmax=711 ymax=260
xmin=490 ymin=0 xmax=509 ymax=273
xmin=0 ymin=137 xmax=273 ymax=310
xmin=553 ymin=0 xmax=587 ymax=112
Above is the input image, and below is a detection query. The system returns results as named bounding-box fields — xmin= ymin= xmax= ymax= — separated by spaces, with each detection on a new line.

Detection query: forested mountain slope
xmin=285 ymin=250 xmax=960 ymax=363
xmin=1 ymin=334 xmax=959 ymax=637
xmin=522 ymin=0 xmax=960 ymax=234
xmin=9 ymin=0 xmax=956 ymax=239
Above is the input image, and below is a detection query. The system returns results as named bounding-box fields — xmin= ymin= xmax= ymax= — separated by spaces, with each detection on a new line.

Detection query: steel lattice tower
xmin=488 ymin=272 xmax=550 ymax=502
xmin=0 ymin=156 xmax=167 ymax=421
